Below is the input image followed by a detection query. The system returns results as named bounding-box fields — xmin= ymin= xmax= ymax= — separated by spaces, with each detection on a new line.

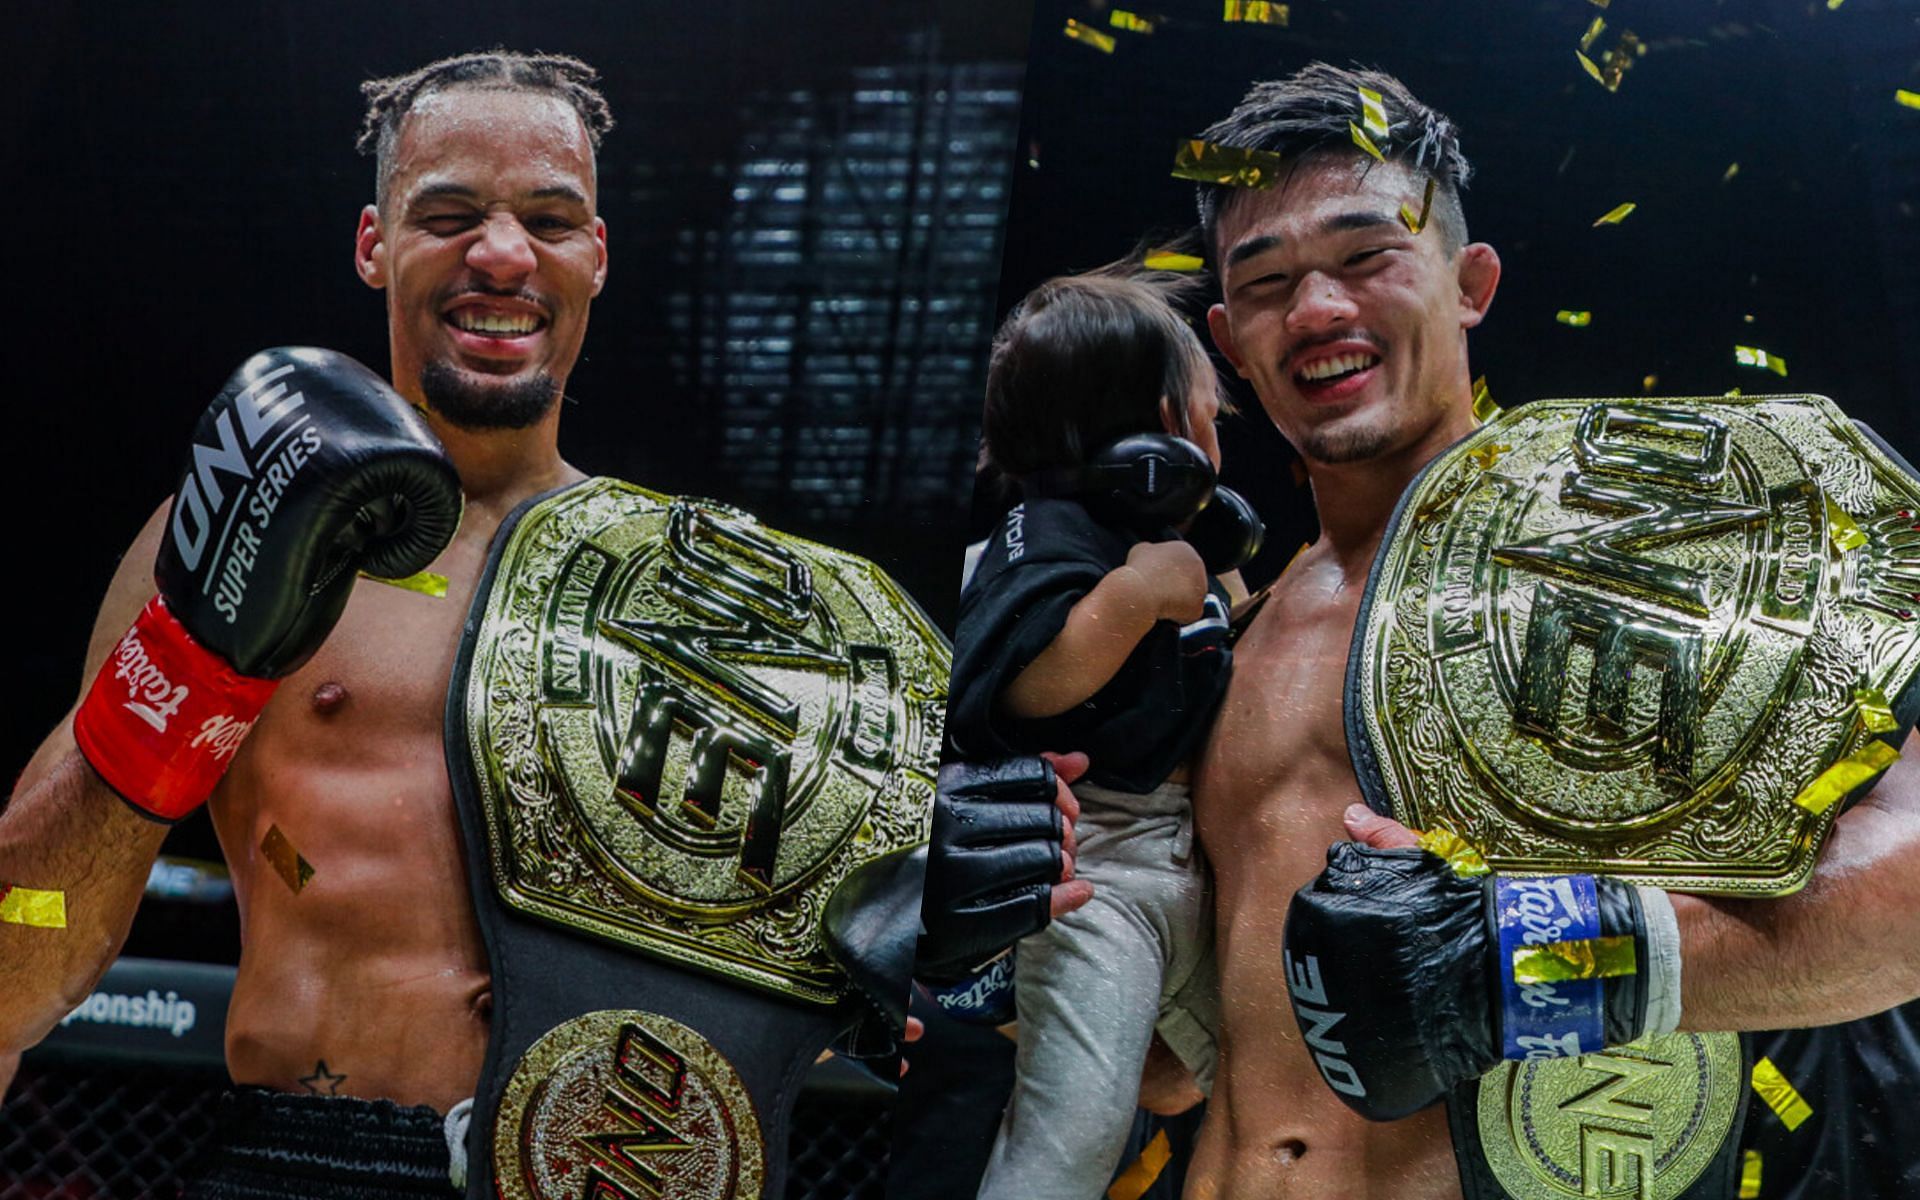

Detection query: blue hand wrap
xmin=1495 ymin=874 xmax=1603 ymax=1061
xmin=924 ymin=950 xmax=1016 ymax=1025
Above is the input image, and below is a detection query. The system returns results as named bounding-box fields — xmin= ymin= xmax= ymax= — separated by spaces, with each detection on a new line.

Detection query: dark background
xmin=7 ymin=0 xmax=1029 ymax=949
xmin=994 ymin=0 xmax=1920 ymax=588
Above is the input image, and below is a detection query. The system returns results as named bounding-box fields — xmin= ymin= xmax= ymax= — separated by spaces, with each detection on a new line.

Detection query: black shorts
xmin=182 ymin=1087 xmax=458 ymax=1199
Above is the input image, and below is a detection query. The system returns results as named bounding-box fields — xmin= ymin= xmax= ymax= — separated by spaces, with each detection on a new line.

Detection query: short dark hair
xmin=1196 ymin=63 xmax=1473 ymax=262
xmin=982 ymin=270 xmax=1223 ymax=481
xmin=356 ymin=50 xmax=614 ymax=213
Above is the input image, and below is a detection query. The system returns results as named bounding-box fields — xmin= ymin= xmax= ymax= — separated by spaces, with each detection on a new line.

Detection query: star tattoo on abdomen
xmin=298 ymin=1060 xmax=347 ymax=1095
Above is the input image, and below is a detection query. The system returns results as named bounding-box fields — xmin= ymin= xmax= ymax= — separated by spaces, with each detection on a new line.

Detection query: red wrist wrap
xmin=73 ymin=596 xmax=278 ymax=821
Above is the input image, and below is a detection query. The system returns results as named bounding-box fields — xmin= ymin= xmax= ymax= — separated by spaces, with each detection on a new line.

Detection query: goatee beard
xmin=419 ymin=360 xmax=559 ymax=431
xmin=1302 ymin=421 xmax=1394 ymax=465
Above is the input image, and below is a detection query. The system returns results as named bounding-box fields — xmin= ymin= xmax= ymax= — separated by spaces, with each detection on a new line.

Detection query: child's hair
xmin=981 ymin=270 xmax=1225 ymax=481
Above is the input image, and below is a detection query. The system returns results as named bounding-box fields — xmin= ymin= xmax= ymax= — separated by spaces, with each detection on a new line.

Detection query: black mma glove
xmin=1184 ymin=484 xmax=1264 ymax=575
xmin=74 ymin=347 xmax=462 ymax=820
xmin=916 ymin=757 xmax=1065 ymax=984
xmin=1281 ymin=839 xmax=1683 ymax=1121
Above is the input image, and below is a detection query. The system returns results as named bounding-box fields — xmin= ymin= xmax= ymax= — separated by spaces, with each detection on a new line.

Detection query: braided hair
xmin=356 ymin=49 xmax=614 ymax=212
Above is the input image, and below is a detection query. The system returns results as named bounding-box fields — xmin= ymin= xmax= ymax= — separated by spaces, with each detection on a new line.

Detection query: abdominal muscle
xmin=1181 ymin=856 xmax=1460 ymax=1199
xmin=1182 ymin=566 xmax=1462 ymax=1199
xmin=207 ymin=575 xmax=494 ymax=1115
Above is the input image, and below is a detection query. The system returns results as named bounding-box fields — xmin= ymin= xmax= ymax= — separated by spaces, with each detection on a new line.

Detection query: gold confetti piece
xmin=1855 ymin=687 xmax=1898 ymax=734
xmin=1348 ymin=121 xmax=1386 ymax=164
xmin=1223 ymin=0 xmax=1288 ymax=25
xmin=1827 ymin=497 xmax=1869 ymax=553
xmin=359 ymin=569 xmax=449 ymax=598
xmin=1171 ymin=139 xmax=1286 ymax=189
xmin=1593 ymin=201 xmax=1637 ymax=226
xmin=1556 ymin=310 xmax=1592 ymax=327
xmin=1744 ymin=313 xmax=1757 ymax=323
xmin=1579 ymin=15 xmax=1607 ymax=52
xmin=1107 ymin=1130 xmax=1173 ymax=1200
xmin=1468 ymin=443 xmax=1512 ymax=471
xmin=1144 ymin=251 xmax=1206 ymax=272
xmin=1827 ymin=0 xmax=1845 ymax=7
xmin=0 ymin=884 xmax=67 ymax=929
xmin=1589 ymin=0 xmax=1609 ymax=7
xmin=1723 ymin=161 xmax=1741 ymax=183
xmin=1472 ymin=375 xmax=1499 ymax=422
xmin=261 ymin=824 xmax=316 ymax=895
xmin=1898 ymin=90 xmax=1920 ymax=111
xmin=1357 ymin=86 xmax=1390 ymax=140
xmin=1724 ymin=388 xmax=1744 ymax=398
xmin=1110 ymin=9 xmax=1155 ymax=32
xmin=1642 ymin=374 xmax=1659 ymax=392
xmin=1792 ymin=739 xmax=1900 ymax=815
xmin=1418 ymin=828 xmax=1491 ymax=877
xmin=1511 ymin=935 xmax=1637 ymax=984
xmin=1580 ymin=30 xmax=1642 ymax=92
xmin=1399 ymin=177 xmax=1437 ymax=233
xmin=1739 ymin=1150 xmax=1762 ymax=1199
xmin=1064 ymin=19 xmax=1117 ymax=53
xmin=1751 ymin=1057 xmax=1814 ymax=1131
xmin=1735 ymin=345 xmax=1789 ymax=376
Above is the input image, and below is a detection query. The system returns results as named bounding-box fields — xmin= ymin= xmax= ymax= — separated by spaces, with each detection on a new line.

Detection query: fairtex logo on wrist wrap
xmin=1496 ymin=875 xmax=1603 ymax=1061
xmin=929 ymin=951 xmax=1016 ymax=1022
xmin=189 ymin=713 xmax=257 ymax=761
xmin=110 ymin=628 xmax=188 ymax=733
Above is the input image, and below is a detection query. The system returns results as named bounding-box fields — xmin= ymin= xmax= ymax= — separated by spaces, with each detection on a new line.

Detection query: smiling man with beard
xmin=1176 ymin=63 xmax=1920 ymax=1200
xmin=0 ymin=49 xmax=980 ymax=1200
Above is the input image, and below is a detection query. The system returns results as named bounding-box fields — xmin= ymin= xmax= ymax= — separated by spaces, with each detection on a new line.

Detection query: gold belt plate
xmin=458 ymin=478 xmax=948 ymax=1002
xmin=1476 ymin=1032 xmax=1744 ymax=1200
xmin=1353 ymin=397 xmax=1920 ymax=895
xmin=494 ymin=1009 xmax=763 ymax=1200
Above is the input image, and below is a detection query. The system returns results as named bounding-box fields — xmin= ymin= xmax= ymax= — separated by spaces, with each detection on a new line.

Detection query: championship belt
xmin=1346 ymin=397 xmax=1920 ymax=1200
xmin=447 ymin=478 xmax=947 ymax=1200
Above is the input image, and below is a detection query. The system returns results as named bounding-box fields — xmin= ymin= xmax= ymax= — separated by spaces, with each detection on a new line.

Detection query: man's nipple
xmin=311 ymin=682 xmax=350 ymax=715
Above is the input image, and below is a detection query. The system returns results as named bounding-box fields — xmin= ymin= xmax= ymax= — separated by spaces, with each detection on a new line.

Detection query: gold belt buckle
xmin=455 ymin=478 xmax=947 ymax=1003
xmin=1353 ymin=396 xmax=1920 ymax=894
xmin=494 ymin=1009 xmax=763 ymax=1200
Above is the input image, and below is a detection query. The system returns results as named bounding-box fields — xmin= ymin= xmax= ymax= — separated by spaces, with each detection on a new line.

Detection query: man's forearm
xmin=1674 ymin=792 xmax=1920 ymax=1031
xmin=0 ymin=748 xmax=169 ymax=1053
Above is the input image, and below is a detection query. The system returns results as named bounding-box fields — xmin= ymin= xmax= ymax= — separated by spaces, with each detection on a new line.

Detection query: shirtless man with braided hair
xmin=0 ymin=50 xmax=611 ymax=1195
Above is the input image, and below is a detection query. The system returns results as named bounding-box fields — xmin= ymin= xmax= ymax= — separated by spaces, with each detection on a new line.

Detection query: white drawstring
xmin=444 ymin=1097 xmax=474 ymax=1191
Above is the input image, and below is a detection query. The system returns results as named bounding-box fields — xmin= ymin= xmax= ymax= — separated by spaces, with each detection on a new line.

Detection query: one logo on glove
xmin=168 ymin=361 xmax=325 ymax=623
xmin=1284 ymin=951 xmax=1365 ymax=1098
xmin=493 ymin=1009 xmax=763 ymax=1200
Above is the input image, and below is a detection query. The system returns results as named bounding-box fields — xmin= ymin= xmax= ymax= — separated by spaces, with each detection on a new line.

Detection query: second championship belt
xmin=1347 ymin=396 xmax=1920 ymax=1200
xmin=447 ymin=478 xmax=948 ymax=1200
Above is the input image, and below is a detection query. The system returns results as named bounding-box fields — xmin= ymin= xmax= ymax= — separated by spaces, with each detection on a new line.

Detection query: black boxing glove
xmin=916 ymin=757 xmax=1065 ymax=984
xmin=1184 ymin=484 xmax=1265 ymax=575
xmin=74 ymin=347 xmax=462 ymax=820
xmin=1281 ymin=840 xmax=1682 ymax=1121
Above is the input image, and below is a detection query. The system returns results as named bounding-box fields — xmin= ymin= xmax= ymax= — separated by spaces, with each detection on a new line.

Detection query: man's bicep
xmin=14 ymin=501 xmax=167 ymax=799
xmin=79 ymin=501 xmax=169 ymax=685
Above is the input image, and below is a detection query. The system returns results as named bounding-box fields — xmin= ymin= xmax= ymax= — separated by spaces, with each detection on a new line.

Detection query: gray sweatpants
xmin=976 ymin=779 xmax=1219 ymax=1200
